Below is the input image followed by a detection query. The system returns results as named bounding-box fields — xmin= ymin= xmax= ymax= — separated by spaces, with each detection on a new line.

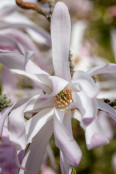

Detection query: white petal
xmin=81 ymin=117 xmax=109 ymax=150
xmin=87 ymin=64 xmax=116 ymax=76
xmin=98 ymin=111 xmax=113 ymax=140
xmin=25 ymin=95 xmax=54 ymax=113
xmin=0 ymin=6 xmax=19 ymax=18
xmin=72 ymin=109 xmax=81 ymax=122
xmin=72 ymin=70 xmax=98 ymax=98
xmin=97 ymin=100 xmax=116 ymax=121
xmin=0 ymin=105 xmax=13 ymax=139
xmin=19 ymin=119 xmax=53 ymax=174
xmin=76 ymin=92 xmax=98 ymax=125
xmin=8 ymin=98 xmax=29 ymax=150
xmin=26 ymin=107 xmax=54 ymax=144
xmin=1 ymin=66 xmax=16 ymax=101
xmin=51 ymin=2 xmax=71 ymax=81
xmin=60 ymin=151 xmax=70 ymax=174
xmin=1 ymin=18 xmax=51 ymax=46
xmin=54 ymin=109 xmax=82 ymax=167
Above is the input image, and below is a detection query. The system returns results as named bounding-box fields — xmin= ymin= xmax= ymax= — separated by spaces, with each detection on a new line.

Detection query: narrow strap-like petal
xmin=60 ymin=110 xmax=72 ymax=174
xmin=97 ymin=100 xmax=116 ymax=121
xmin=60 ymin=151 xmax=70 ymax=174
xmin=26 ymin=107 xmax=54 ymax=144
xmin=0 ymin=50 xmax=52 ymax=93
xmin=0 ymin=23 xmax=51 ymax=46
xmin=76 ymin=92 xmax=98 ymax=125
xmin=19 ymin=119 xmax=53 ymax=174
xmin=1 ymin=66 xmax=16 ymax=101
xmin=51 ymin=2 xmax=71 ymax=81
xmin=98 ymin=111 xmax=113 ymax=140
xmin=72 ymin=70 xmax=98 ymax=98
xmin=81 ymin=117 xmax=109 ymax=150
xmin=87 ymin=64 xmax=116 ymax=76
xmin=0 ymin=105 xmax=13 ymax=141
xmin=0 ymin=29 xmax=48 ymax=71
xmin=0 ymin=126 xmax=19 ymax=174
xmin=0 ymin=6 xmax=19 ymax=18
xmin=54 ymin=108 xmax=82 ymax=167
xmin=8 ymin=98 xmax=29 ymax=150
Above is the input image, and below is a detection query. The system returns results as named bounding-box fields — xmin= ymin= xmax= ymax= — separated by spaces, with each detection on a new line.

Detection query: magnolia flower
xmin=0 ymin=2 xmax=116 ymax=174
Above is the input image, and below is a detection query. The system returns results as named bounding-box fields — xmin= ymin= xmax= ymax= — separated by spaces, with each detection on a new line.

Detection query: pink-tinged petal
xmin=0 ymin=6 xmax=19 ymax=18
xmin=25 ymin=77 xmax=69 ymax=113
xmin=98 ymin=111 xmax=113 ymax=140
xmin=0 ymin=49 xmax=28 ymax=70
xmin=0 ymin=23 xmax=51 ymax=47
xmin=26 ymin=107 xmax=54 ymax=144
xmin=1 ymin=66 xmax=17 ymax=101
xmin=19 ymin=119 xmax=53 ymax=174
xmin=0 ymin=50 xmax=52 ymax=93
xmin=12 ymin=69 xmax=51 ymax=94
xmin=60 ymin=151 xmax=70 ymax=174
xmin=47 ymin=145 xmax=58 ymax=170
xmin=0 ymin=29 xmax=48 ymax=71
xmin=87 ymin=64 xmax=116 ymax=76
xmin=76 ymin=92 xmax=98 ymax=125
xmin=41 ymin=167 xmax=56 ymax=174
xmin=72 ymin=70 xmax=98 ymax=98
xmin=25 ymin=94 xmax=54 ymax=113
xmin=60 ymin=110 xmax=72 ymax=174
xmin=97 ymin=100 xmax=116 ymax=121
xmin=0 ymin=105 xmax=13 ymax=140
xmin=81 ymin=117 xmax=109 ymax=150
xmin=54 ymin=109 xmax=82 ymax=167
xmin=0 ymin=35 xmax=26 ymax=54
xmin=50 ymin=76 xmax=69 ymax=95
xmin=41 ymin=165 xmax=56 ymax=174
xmin=51 ymin=2 xmax=71 ymax=81
xmin=8 ymin=98 xmax=29 ymax=150
xmin=0 ymin=126 xmax=19 ymax=174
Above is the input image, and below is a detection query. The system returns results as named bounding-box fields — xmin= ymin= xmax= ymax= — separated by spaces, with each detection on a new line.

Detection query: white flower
xmin=0 ymin=2 xmax=116 ymax=174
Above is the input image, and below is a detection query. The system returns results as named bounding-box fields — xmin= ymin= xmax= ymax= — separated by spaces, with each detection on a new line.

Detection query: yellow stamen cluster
xmin=54 ymin=89 xmax=73 ymax=108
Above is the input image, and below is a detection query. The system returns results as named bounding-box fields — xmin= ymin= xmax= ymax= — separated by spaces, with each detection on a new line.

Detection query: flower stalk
xmin=16 ymin=0 xmax=52 ymax=21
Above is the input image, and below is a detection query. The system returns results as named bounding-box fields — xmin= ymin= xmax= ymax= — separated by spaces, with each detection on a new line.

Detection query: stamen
xmin=54 ymin=89 xmax=73 ymax=109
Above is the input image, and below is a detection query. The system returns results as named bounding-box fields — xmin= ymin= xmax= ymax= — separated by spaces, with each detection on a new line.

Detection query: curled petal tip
xmin=72 ymin=151 xmax=82 ymax=167
xmin=55 ymin=1 xmax=67 ymax=9
xmin=89 ymin=133 xmax=109 ymax=150
xmin=83 ymin=117 xmax=94 ymax=126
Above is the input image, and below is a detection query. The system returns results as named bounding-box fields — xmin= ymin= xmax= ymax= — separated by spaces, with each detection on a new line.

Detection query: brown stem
xmin=16 ymin=0 xmax=50 ymax=21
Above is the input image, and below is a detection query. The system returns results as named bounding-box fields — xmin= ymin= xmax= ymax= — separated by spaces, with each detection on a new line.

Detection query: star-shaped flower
xmin=0 ymin=2 xmax=116 ymax=174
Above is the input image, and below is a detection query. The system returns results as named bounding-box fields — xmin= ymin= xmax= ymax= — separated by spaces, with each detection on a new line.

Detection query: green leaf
xmin=71 ymin=167 xmax=77 ymax=174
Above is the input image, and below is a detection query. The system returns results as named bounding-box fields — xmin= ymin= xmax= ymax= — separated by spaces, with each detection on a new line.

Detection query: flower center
xmin=54 ymin=89 xmax=73 ymax=108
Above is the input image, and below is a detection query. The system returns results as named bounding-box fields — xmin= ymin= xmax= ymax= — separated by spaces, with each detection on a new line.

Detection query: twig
xmin=16 ymin=0 xmax=51 ymax=21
